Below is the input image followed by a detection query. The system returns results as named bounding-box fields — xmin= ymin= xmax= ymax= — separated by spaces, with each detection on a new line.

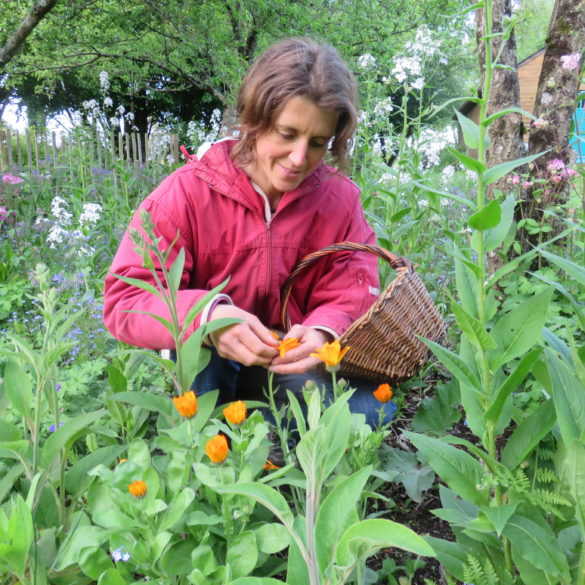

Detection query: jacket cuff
xmin=311 ymin=325 xmax=339 ymax=341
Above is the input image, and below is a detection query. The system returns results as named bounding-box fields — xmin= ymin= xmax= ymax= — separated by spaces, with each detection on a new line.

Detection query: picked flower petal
xmin=276 ymin=337 xmax=301 ymax=358
xmin=310 ymin=340 xmax=350 ymax=367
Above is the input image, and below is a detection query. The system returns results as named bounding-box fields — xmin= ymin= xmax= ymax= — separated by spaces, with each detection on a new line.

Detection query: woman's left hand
xmin=268 ymin=325 xmax=332 ymax=374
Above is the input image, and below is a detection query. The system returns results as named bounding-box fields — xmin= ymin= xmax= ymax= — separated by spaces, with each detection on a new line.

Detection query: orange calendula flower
xmin=128 ymin=480 xmax=147 ymax=498
xmin=172 ymin=391 xmax=198 ymax=418
xmin=270 ymin=330 xmax=280 ymax=341
xmin=276 ymin=337 xmax=301 ymax=358
xmin=264 ymin=460 xmax=280 ymax=470
xmin=205 ymin=434 xmax=229 ymax=464
xmin=373 ymin=383 xmax=393 ymax=403
xmin=118 ymin=458 xmax=128 ymax=464
xmin=223 ymin=400 xmax=247 ymax=425
xmin=310 ymin=340 xmax=350 ymax=368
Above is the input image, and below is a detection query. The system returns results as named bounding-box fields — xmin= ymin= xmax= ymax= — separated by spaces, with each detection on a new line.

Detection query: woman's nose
xmin=289 ymin=141 xmax=308 ymax=167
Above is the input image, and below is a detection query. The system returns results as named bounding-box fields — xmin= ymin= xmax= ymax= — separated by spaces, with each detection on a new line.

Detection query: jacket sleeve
xmin=103 ymin=176 xmax=210 ymax=351
xmin=300 ymin=192 xmax=380 ymax=337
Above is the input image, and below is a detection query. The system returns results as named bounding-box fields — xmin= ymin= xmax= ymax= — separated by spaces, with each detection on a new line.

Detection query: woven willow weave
xmin=281 ymin=242 xmax=447 ymax=383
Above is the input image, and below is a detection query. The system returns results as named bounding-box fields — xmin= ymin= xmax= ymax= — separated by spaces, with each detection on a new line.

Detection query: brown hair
xmin=231 ymin=37 xmax=358 ymax=173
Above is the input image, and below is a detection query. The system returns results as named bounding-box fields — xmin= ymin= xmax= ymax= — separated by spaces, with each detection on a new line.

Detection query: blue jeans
xmin=193 ymin=348 xmax=397 ymax=428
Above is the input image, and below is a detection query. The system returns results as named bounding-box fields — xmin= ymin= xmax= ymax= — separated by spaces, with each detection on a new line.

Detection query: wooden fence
xmin=0 ymin=127 xmax=181 ymax=174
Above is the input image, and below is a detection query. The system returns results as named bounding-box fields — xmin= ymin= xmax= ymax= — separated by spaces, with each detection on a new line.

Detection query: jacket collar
xmin=192 ymin=139 xmax=325 ymax=215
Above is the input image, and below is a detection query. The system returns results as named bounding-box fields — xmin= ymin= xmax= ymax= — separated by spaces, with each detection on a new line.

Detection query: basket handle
xmin=280 ymin=241 xmax=410 ymax=330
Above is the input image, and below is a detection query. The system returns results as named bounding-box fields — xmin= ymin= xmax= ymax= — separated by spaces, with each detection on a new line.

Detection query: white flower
xmin=541 ymin=92 xmax=553 ymax=105
xmin=47 ymin=225 xmax=68 ymax=248
xmin=82 ymin=99 xmax=98 ymax=111
xmin=374 ymin=98 xmax=394 ymax=116
xmin=109 ymin=117 xmax=120 ymax=126
xmin=111 ymin=547 xmax=130 ymax=562
xmin=80 ymin=203 xmax=102 ymax=226
xmin=411 ymin=77 xmax=425 ymax=91
xmin=358 ymin=53 xmax=377 ymax=70
xmin=116 ymin=105 xmax=125 ymax=115
xmin=103 ymin=97 xmax=113 ymax=108
xmin=391 ymin=56 xmax=422 ymax=83
xmin=99 ymin=71 xmax=110 ymax=91
xmin=50 ymin=196 xmax=72 ymax=225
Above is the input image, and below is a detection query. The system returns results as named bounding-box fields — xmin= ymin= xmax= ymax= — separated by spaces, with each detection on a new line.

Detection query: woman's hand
xmin=269 ymin=325 xmax=332 ymax=374
xmin=208 ymin=305 xmax=278 ymax=366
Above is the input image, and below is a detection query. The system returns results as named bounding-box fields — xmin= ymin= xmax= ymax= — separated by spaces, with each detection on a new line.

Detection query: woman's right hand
xmin=208 ymin=304 xmax=278 ymax=366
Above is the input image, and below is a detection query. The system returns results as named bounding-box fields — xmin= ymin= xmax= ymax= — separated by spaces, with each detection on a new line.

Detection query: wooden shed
xmin=458 ymin=49 xmax=584 ymax=163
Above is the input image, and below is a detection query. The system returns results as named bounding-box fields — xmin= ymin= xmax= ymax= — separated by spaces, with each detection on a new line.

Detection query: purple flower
xmin=546 ymin=158 xmax=565 ymax=172
xmin=49 ymin=422 xmax=65 ymax=432
xmin=2 ymin=173 xmax=24 ymax=185
xmin=560 ymin=53 xmax=580 ymax=71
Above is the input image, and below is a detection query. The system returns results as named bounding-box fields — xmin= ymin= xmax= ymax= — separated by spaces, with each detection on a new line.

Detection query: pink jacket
xmin=103 ymin=140 xmax=379 ymax=350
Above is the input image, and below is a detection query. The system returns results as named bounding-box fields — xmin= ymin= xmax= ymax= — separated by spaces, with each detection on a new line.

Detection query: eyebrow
xmin=276 ymin=124 xmax=333 ymax=140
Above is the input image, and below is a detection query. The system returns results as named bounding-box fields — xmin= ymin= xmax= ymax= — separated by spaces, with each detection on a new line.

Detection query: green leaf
xmin=483 ymin=193 xmax=516 ymax=252
xmin=489 ymin=288 xmax=553 ymax=368
xmin=167 ymin=246 xmax=185 ymax=292
xmin=455 ymin=109 xmax=483 ymax=150
xmin=108 ymin=272 xmax=162 ymax=298
xmin=482 ymin=107 xmax=536 ymax=126
xmin=483 ymin=150 xmax=547 ymax=185
xmin=539 ymin=249 xmax=585 ymax=287
xmin=97 ymin=568 xmax=129 ymax=585
xmin=79 ymin=547 xmax=114 ymax=580
xmin=3 ymin=360 xmax=33 ymax=419
xmin=227 ymin=531 xmax=258 ymax=579
xmin=561 ymin=441 xmax=585 ymax=530
xmin=315 ymin=466 xmax=371 ymax=573
xmin=0 ymin=463 xmax=24 ymax=504
xmin=109 ymin=391 xmax=173 ymax=416
xmin=468 ymin=199 xmax=501 ymax=231
xmin=448 ymin=147 xmax=487 ymax=174
xmin=501 ymin=399 xmax=556 ymax=468
xmin=253 ymin=523 xmax=290 ymax=554
xmin=159 ymin=487 xmax=195 ymax=532
xmin=502 ymin=514 xmax=570 ymax=576
xmin=335 ymin=519 xmax=435 ymax=568
xmin=479 ymin=503 xmax=519 ymax=536
xmin=411 ymin=381 xmax=461 ymax=435
xmin=65 ymin=445 xmax=126 ymax=496
xmin=230 ymin=580 xmax=285 ymax=585
xmin=451 ymin=302 xmax=496 ymax=352
xmin=454 ymin=248 xmax=480 ymax=318
xmin=215 ymin=483 xmax=294 ymax=528
xmin=422 ymin=536 xmax=467 ymax=581
xmin=42 ymin=409 xmax=106 ymax=466
xmin=485 ymin=348 xmax=543 ymax=424
xmin=420 ymin=339 xmax=482 ymax=391
xmin=546 ymin=350 xmax=585 ymax=444
xmin=404 ymin=432 xmax=489 ymax=506
xmin=410 ymin=180 xmax=476 ymax=209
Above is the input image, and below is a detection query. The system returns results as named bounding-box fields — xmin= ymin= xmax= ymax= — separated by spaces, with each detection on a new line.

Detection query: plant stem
xmin=577 ymin=538 xmax=585 ymax=585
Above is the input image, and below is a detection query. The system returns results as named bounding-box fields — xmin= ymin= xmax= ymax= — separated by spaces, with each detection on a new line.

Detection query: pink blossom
xmin=0 ymin=206 xmax=7 ymax=221
xmin=546 ymin=158 xmax=566 ymax=172
xmin=511 ymin=175 xmax=520 ymax=185
xmin=560 ymin=54 xmax=580 ymax=71
xmin=532 ymin=117 xmax=548 ymax=128
xmin=2 ymin=173 xmax=24 ymax=185
xmin=522 ymin=181 xmax=533 ymax=189
xmin=565 ymin=168 xmax=578 ymax=178
xmin=551 ymin=175 xmax=562 ymax=183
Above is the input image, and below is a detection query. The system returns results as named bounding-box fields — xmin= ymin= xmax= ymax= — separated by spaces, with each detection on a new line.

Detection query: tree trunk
xmin=0 ymin=0 xmax=59 ymax=69
xmin=476 ymin=0 xmax=525 ymax=275
xmin=520 ymin=0 xmax=585 ymax=251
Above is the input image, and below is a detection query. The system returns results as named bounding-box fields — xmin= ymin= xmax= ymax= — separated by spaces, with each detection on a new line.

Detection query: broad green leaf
xmin=454 ymin=248 xmax=480 ymax=318
xmin=479 ymin=503 xmax=519 ymax=536
xmin=410 ymin=180 xmax=476 ymax=209
xmin=0 ymin=420 xmax=20 ymax=442
xmin=0 ymin=495 xmax=34 ymax=577
xmin=420 ymin=339 xmax=482 ymax=391
xmin=546 ymin=350 xmax=585 ymax=444
xmin=0 ymin=463 xmax=24 ymax=504
xmin=286 ymin=515 xmax=310 ymax=585
xmin=180 ymin=278 xmax=230 ymax=336
xmin=450 ymin=302 xmax=496 ymax=352
xmin=533 ymin=275 xmax=585 ymax=331
xmin=42 ymin=410 xmax=106 ymax=466
xmin=501 ymin=399 xmax=556 ymax=468
xmin=455 ymin=109 xmax=483 ymax=150
xmin=540 ymin=249 xmax=585 ymax=286
xmin=286 ymin=390 xmax=307 ymax=436
xmin=230 ymin=579 xmax=285 ymax=585
xmin=468 ymin=199 xmax=501 ymax=231
xmin=79 ymin=547 xmax=114 ymax=580
xmin=485 ymin=348 xmax=543 ymax=423
xmin=123 ymin=309 xmax=173 ymax=332
xmin=159 ymin=487 xmax=195 ymax=532
xmin=422 ymin=536 xmax=467 ymax=581
xmin=483 ymin=150 xmax=547 ymax=185
xmin=97 ymin=568 xmax=127 ymax=585
xmin=216 ymin=483 xmax=294 ymax=528
xmin=335 ymin=519 xmax=435 ymax=568
xmin=561 ymin=441 xmax=585 ymax=530
xmin=226 ymin=531 xmax=258 ymax=579
xmin=448 ymin=147 xmax=487 ymax=174
xmin=404 ymin=432 xmax=489 ymax=506
xmin=489 ymin=288 xmax=553 ymax=368
xmin=411 ymin=381 xmax=461 ymax=435
xmin=65 ymin=445 xmax=125 ymax=495
xmin=109 ymin=391 xmax=173 ymax=416
xmin=253 ymin=523 xmax=290 ymax=554
xmin=483 ymin=193 xmax=516 ymax=252
xmin=53 ymin=526 xmax=111 ymax=570
xmin=3 ymin=360 xmax=33 ymax=419
xmin=315 ymin=466 xmax=371 ymax=573
xmin=502 ymin=514 xmax=570 ymax=576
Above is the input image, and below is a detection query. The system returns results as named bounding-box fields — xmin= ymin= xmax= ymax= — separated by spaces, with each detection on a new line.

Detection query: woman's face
xmin=246 ymin=95 xmax=338 ymax=200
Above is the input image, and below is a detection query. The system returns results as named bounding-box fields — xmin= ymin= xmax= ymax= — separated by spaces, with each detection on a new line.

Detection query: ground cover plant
xmin=1 ymin=1 xmax=584 ymax=583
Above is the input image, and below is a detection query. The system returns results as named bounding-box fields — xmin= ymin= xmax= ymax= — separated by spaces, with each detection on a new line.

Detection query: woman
xmin=103 ymin=37 xmax=396 ymax=426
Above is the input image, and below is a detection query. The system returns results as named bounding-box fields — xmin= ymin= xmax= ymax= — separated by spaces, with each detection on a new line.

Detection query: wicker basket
xmin=280 ymin=242 xmax=447 ymax=383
